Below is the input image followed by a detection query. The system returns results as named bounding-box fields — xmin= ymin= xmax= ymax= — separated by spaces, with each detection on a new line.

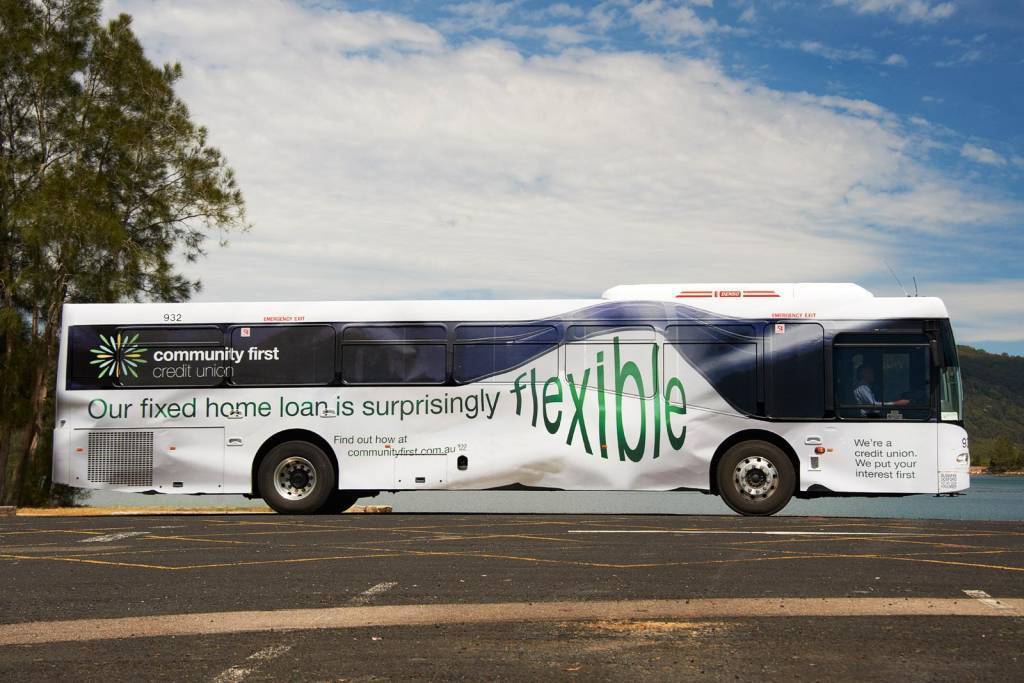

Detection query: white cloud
xmin=441 ymin=1 xmax=517 ymax=31
xmin=832 ymin=0 xmax=956 ymax=23
xmin=502 ymin=23 xmax=593 ymax=47
xmin=629 ymin=1 xmax=722 ymax=42
xmin=935 ymin=48 xmax=984 ymax=68
xmin=784 ymin=42 xmax=907 ymax=67
xmin=961 ymin=143 xmax=1007 ymax=166
xmin=926 ymin=280 xmax=1024 ymax=343
xmin=585 ymin=3 xmax=619 ymax=32
xmin=793 ymin=40 xmax=876 ymax=63
xmin=111 ymin=0 xmax=445 ymax=57
xmin=440 ymin=1 xmax=727 ymax=49
xmin=534 ymin=3 xmax=585 ymax=19
xmin=106 ymin=0 xmax=1018 ymax=321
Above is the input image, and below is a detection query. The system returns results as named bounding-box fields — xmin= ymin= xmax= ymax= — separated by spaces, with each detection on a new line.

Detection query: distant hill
xmin=958 ymin=345 xmax=1024 ymax=466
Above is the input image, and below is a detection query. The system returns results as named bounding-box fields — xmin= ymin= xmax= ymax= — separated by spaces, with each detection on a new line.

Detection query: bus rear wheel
xmin=258 ymin=441 xmax=335 ymax=514
xmin=716 ymin=440 xmax=795 ymax=516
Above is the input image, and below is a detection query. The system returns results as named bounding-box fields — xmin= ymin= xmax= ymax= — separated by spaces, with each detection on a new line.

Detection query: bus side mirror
xmin=930 ymin=339 xmax=942 ymax=367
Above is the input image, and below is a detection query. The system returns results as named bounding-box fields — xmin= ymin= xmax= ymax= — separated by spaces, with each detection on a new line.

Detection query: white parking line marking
xmin=80 ymin=532 xmax=150 ymax=543
xmin=212 ymin=644 xmax=292 ymax=683
xmin=352 ymin=581 xmax=398 ymax=605
xmin=963 ymin=590 xmax=1015 ymax=610
xmin=568 ymin=530 xmax=909 ymax=536
xmin=4 ymin=598 xmax=1023 ymax=646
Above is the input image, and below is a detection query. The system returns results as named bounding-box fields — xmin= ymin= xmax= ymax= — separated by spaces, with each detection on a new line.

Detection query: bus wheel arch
xmin=709 ymin=430 xmax=800 ymax=514
xmin=252 ymin=429 xmax=338 ymax=501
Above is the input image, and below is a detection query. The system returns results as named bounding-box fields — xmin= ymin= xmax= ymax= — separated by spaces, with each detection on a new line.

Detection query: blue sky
xmin=109 ymin=0 xmax=1023 ymax=353
xmin=393 ymin=1 xmax=1024 ymax=226
xmin=380 ymin=1 xmax=1023 ymax=159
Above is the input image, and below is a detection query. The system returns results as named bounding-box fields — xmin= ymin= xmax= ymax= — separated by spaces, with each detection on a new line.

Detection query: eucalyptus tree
xmin=0 ymin=0 xmax=247 ymax=503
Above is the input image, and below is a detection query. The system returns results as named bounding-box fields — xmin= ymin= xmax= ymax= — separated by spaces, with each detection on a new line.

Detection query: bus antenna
xmin=912 ymin=276 xmax=919 ymax=297
xmin=885 ymin=260 xmax=909 ymax=297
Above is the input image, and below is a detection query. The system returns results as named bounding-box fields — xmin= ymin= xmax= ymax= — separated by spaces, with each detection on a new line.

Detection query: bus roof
xmin=61 ymin=283 xmax=950 ymax=325
xmin=600 ymin=282 xmax=948 ymax=320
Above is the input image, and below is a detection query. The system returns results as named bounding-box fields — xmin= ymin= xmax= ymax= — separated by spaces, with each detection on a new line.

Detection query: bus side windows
xmin=118 ymin=326 xmax=226 ymax=388
xmin=230 ymin=325 xmax=335 ymax=386
xmin=342 ymin=325 xmax=447 ymax=342
xmin=452 ymin=325 xmax=558 ymax=384
xmin=665 ymin=325 xmax=758 ymax=414
xmin=129 ymin=327 xmax=222 ymax=345
xmin=67 ymin=326 xmax=117 ymax=389
xmin=563 ymin=340 xmax=656 ymax=398
xmin=563 ymin=324 xmax=657 ymax=398
xmin=341 ymin=325 xmax=448 ymax=385
xmin=566 ymin=325 xmax=655 ymax=342
xmin=342 ymin=344 xmax=447 ymax=385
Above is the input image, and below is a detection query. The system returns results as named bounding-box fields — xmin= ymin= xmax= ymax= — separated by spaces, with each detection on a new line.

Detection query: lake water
xmin=84 ymin=475 xmax=1024 ymax=521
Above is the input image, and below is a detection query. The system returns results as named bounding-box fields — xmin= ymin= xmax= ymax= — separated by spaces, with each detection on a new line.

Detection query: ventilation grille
xmin=87 ymin=431 xmax=153 ymax=486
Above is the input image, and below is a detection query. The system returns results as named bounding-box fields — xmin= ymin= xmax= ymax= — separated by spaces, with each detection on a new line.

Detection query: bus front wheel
xmin=716 ymin=440 xmax=795 ymax=516
xmin=258 ymin=440 xmax=335 ymax=514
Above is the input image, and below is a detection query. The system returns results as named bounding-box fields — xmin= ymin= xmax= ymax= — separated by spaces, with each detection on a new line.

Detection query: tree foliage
xmin=982 ymin=437 xmax=1024 ymax=474
xmin=958 ymin=345 xmax=1024 ymax=470
xmin=0 ymin=0 xmax=246 ymax=504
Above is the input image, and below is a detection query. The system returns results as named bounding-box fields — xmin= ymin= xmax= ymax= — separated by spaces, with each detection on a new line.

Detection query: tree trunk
xmin=13 ymin=295 xmax=63 ymax=505
xmin=7 ymin=420 xmax=35 ymax=505
xmin=11 ymin=379 xmax=47 ymax=505
xmin=10 ymin=341 xmax=51 ymax=505
xmin=0 ymin=290 xmax=15 ymax=502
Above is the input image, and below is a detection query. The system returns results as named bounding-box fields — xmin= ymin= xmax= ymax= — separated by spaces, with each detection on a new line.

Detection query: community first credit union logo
xmin=89 ymin=333 xmax=147 ymax=379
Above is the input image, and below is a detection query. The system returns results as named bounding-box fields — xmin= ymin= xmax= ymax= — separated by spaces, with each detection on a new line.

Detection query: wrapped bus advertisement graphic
xmin=54 ymin=283 xmax=970 ymax=515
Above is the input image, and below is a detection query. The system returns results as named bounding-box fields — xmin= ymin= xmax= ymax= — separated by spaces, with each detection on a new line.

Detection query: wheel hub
xmin=733 ymin=456 xmax=779 ymax=500
xmin=273 ymin=456 xmax=317 ymax=501
xmin=745 ymin=469 xmax=767 ymax=487
xmin=289 ymin=470 xmax=310 ymax=489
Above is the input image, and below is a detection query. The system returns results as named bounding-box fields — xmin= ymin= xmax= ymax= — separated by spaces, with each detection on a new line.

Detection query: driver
xmin=853 ymin=365 xmax=909 ymax=417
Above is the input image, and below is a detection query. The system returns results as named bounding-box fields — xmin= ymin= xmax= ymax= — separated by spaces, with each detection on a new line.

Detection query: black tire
xmin=317 ymin=490 xmax=360 ymax=515
xmin=258 ymin=440 xmax=335 ymax=514
xmin=716 ymin=440 xmax=796 ymax=516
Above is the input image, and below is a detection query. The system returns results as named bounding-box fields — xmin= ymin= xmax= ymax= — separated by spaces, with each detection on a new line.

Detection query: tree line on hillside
xmin=958 ymin=346 xmax=1024 ymax=472
xmin=0 ymin=0 xmax=245 ymax=505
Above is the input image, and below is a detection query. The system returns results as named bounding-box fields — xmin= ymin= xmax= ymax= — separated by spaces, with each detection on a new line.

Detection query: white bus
xmin=53 ymin=283 xmax=969 ymax=516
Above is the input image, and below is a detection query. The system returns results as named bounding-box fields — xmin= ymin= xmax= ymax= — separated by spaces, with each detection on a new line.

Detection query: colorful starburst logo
xmin=89 ymin=333 xmax=148 ymax=379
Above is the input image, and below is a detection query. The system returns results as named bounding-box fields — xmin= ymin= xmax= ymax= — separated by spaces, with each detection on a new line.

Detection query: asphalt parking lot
xmin=1 ymin=513 xmax=1022 ymax=680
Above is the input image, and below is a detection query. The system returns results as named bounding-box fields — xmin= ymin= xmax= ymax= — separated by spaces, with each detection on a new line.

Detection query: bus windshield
xmin=939 ymin=321 xmax=963 ymax=422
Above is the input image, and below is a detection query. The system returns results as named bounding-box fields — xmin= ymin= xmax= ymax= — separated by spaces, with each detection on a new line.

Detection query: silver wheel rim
xmin=733 ymin=456 xmax=779 ymax=501
xmin=273 ymin=456 xmax=317 ymax=500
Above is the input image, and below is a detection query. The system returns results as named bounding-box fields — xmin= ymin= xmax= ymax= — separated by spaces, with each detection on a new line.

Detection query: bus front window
xmin=938 ymin=320 xmax=964 ymax=423
xmin=940 ymin=366 xmax=963 ymax=422
xmin=834 ymin=334 xmax=932 ymax=420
